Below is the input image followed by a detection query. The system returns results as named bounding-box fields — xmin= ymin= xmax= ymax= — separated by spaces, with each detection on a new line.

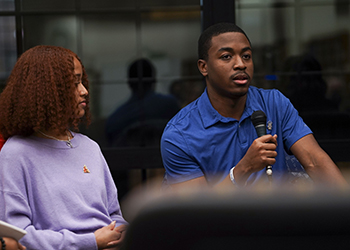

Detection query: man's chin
xmin=230 ymin=88 xmax=249 ymax=99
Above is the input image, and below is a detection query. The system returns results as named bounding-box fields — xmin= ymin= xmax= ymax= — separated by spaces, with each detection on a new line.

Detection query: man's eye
xmin=221 ymin=54 xmax=231 ymax=60
xmin=243 ymin=54 xmax=251 ymax=60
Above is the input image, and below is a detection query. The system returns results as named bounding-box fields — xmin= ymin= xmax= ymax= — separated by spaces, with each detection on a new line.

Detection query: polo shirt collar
xmin=198 ymin=87 xmax=260 ymax=128
xmin=244 ymin=86 xmax=265 ymax=118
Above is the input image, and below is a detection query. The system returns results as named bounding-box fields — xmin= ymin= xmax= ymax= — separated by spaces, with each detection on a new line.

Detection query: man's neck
xmin=208 ymin=92 xmax=247 ymax=121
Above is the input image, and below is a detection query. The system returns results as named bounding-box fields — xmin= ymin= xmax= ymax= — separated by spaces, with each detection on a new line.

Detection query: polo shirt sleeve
xmin=161 ymin=123 xmax=205 ymax=185
xmin=276 ymin=90 xmax=312 ymax=151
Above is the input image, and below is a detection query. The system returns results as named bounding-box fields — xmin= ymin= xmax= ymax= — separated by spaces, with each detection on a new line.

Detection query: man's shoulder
xmin=248 ymin=86 xmax=286 ymax=104
xmin=168 ymin=99 xmax=200 ymax=125
xmin=249 ymin=85 xmax=281 ymax=96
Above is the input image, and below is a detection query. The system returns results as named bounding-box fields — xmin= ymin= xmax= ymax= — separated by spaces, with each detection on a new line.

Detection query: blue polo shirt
xmin=161 ymin=86 xmax=312 ymax=187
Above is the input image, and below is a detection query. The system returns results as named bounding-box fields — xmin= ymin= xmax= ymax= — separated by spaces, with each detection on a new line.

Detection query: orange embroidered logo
xmin=83 ymin=165 xmax=90 ymax=173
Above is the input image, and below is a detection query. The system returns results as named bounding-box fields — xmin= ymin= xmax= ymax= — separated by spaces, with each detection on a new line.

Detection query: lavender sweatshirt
xmin=0 ymin=133 xmax=127 ymax=250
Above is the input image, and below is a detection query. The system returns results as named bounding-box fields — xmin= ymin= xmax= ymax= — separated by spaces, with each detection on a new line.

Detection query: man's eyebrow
xmin=218 ymin=47 xmax=234 ymax=53
xmin=242 ymin=46 xmax=252 ymax=53
xmin=217 ymin=46 xmax=252 ymax=53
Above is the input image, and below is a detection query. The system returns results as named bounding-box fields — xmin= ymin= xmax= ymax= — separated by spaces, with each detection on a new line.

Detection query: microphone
xmin=251 ymin=110 xmax=273 ymax=177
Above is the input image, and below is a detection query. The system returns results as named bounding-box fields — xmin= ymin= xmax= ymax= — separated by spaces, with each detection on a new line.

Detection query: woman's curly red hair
xmin=0 ymin=45 xmax=91 ymax=139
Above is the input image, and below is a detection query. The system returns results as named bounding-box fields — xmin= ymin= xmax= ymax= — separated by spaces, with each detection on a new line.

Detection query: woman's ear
xmin=197 ymin=59 xmax=208 ymax=77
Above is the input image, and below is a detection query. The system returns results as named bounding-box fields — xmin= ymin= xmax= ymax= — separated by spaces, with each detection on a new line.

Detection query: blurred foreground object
xmin=122 ymin=187 xmax=350 ymax=250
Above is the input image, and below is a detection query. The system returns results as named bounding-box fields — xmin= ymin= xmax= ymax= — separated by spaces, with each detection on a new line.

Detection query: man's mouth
xmin=232 ymin=73 xmax=249 ymax=85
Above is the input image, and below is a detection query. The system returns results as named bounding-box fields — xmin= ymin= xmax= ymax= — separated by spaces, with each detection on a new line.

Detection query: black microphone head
xmin=251 ymin=110 xmax=267 ymax=127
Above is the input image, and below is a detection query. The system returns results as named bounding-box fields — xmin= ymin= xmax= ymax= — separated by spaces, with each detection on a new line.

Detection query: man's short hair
xmin=198 ymin=22 xmax=251 ymax=61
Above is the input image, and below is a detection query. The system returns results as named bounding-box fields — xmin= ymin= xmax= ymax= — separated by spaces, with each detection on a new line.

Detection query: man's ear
xmin=197 ymin=59 xmax=208 ymax=77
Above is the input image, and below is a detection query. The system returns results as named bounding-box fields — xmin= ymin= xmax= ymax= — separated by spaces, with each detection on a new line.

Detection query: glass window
xmin=303 ymin=0 xmax=334 ymax=3
xmin=236 ymin=0 xmax=294 ymax=7
xmin=81 ymin=0 xmax=136 ymax=10
xmin=236 ymin=6 xmax=295 ymax=90
xmin=79 ymin=9 xmax=202 ymax=149
xmin=140 ymin=10 xmax=201 ymax=95
xmin=0 ymin=0 xmax=14 ymax=11
xmin=21 ymin=0 xmax=75 ymax=11
xmin=300 ymin=4 xmax=350 ymax=113
xmin=0 ymin=16 xmax=16 ymax=88
xmin=81 ymin=13 xmax=138 ymax=120
xmin=138 ymin=0 xmax=199 ymax=8
xmin=23 ymin=15 xmax=78 ymax=52
xmin=236 ymin=1 xmax=350 ymax=142
xmin=81 ymin=0 xmax=199 ymax=10
xmin=79 ymin=11 xmax=201 ymax=117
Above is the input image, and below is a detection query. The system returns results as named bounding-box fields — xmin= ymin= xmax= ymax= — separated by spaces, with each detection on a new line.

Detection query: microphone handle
xmin=254 ymin=124 xmax=273 ymax=177
xmin=254 ymin=124 xmax=266 ymax=137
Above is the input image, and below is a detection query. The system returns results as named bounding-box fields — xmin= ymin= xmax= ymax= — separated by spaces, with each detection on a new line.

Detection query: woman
xmin=0 ymin=46 xmax=127 ymax=250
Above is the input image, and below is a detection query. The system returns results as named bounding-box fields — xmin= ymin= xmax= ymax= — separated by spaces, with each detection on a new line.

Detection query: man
xmin=160 ymin=22 xmax=347 ymax=189
xmin=105 ymin=58 xmax=180 ymax=200
xmin=106 ymin=58 xmax=180 ymax=147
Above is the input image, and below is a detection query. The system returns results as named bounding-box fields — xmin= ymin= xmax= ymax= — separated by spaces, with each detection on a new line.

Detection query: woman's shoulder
xmin=73 ymin=132 xmax=101 ymax=149
xmin=0 ymin=136 xmax=34 ymax=167
xmin=2 ymin=135 xmax=31 ymax=150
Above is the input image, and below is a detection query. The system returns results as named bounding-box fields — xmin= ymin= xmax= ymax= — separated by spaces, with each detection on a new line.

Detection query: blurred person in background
xmin=105 ymin=58 xmax=181 ymax=200
xmin=283 ymin=53 xmax=338 ymax=114
xmin=106 ymin=58 xmax=180 ymax=147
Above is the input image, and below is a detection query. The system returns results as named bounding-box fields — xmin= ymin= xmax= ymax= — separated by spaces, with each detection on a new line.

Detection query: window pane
xmin=23 ymin=15 xmax=78 ymax=52
xmin=81 ymin=0 xmax=136 ymax=10
xmin=139 ymin=0 xmax=199 ymax=8
xmin=303 ymin=0 xmax=334 ymax=3
xmin=237 ymin=0 xmax=294 ymax=6
xmin=236 ymin=2 xmax=350 ymax=141
xmin=300 ymin=5 xmax=344 ymax=45
xmin=81 ymin=0 xmax=199 ymax=11
xmin=300 ymin=4 xmax=350 ymax=114
xmin=80 ymin=10 xmax=202 ymax=148
xmin=81 ymin=14 xmax=138 ymax=119
xmin=236 ymin=6 xmax=296 ymax=89
xmin=0 ymin=16 xmax=16 ymax=88
xmin=0 ymin=0 xmax=14 ymax=11
xmin=21 ymin=0 xmax=75 ymax=11
xmin=140 ymin=10 xmax=201 ymax=95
